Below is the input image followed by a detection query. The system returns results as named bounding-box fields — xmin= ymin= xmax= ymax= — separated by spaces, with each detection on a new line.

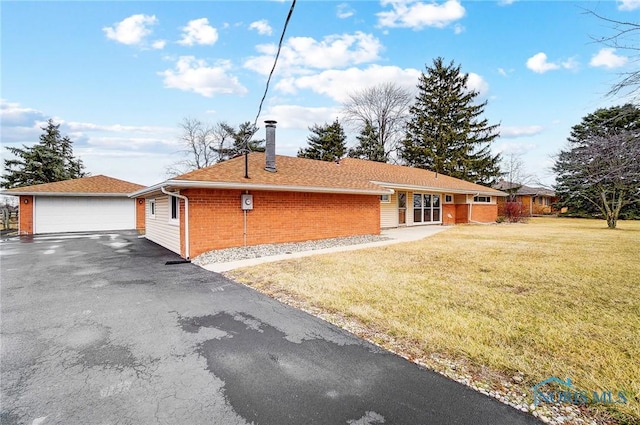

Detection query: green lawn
xmin=229 ymin=218 xmax=640 ymax=424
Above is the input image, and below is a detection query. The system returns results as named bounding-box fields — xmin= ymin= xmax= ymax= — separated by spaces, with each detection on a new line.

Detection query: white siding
xmin=145 ymin=196 xmax=180 ymax=254
xmin=34 ymin=196 xmax=135 ymax=233
xmin=380 ymin=192 xmax=398 ymax=228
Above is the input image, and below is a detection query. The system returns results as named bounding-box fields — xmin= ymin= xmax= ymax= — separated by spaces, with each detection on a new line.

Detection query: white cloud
xmin=275 ymin=65 xmax=421 ymax=102
xmin=159 ymin=56 xmax=248 ymax=97
xmin=152 ymin=40 xmax=166 ymax=50
xmin=497 ymin=68 xmax=508 ymax=77
xmin=561 ymin=57 xmax=579 ymax=71
xmin=618 ymin=0 xmax=640 ymax=10
xmin=466 ymin=73 xmax=489 ymax=97
xmin=377 ymin=0 xmax=465 ymax=29
xmin=65 ymin=122 xmax=174 ymax=135
xmin=0 ymin=99 xmax=48 ymax=127
xmin=453 ymin=24 xmax=465 ymax=34
xmin=262 ymin=105 xmax=341 ymax=130
xmin=498 ymin=0 xmax=517 ymax=5
xmin=103 ymin=14 xmax=158 ymax=46
xmin=589 ymin=48 xmax=629 ymax=69
xmin=249 ymin=19 xmax=273 ymax=36
xmin=494 ymin=141 xmax=538 ymax=155
xmin=337 ymin=3 xmax=355 ymax=19
xmin=0 ymin=100 xmax=50 ymax=146
xmin=178 ymin=18 xmax=218 ymax=46
xmin=526 ymin=52 xmax=560 ymax=73
xmin=244 ymin=32 xmax=383 ymax=75
xmin=500 ymin=125 xmax=544 ymax=138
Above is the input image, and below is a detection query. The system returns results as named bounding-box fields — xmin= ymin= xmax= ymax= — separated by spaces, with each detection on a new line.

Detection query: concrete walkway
xmin=201 ymin=225 xmax=451 ymax=273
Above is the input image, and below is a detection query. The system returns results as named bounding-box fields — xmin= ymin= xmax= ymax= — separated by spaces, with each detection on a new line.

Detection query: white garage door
xmin=34 ymin=196 xmax=136 ymax=234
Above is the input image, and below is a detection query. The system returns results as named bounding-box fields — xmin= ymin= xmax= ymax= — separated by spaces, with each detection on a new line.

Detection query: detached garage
xmin=2 ymin=175 xmax=146 ymax=235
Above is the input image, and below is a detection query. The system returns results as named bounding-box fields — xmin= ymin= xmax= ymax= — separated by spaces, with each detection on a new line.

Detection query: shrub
xmin=502 ymin=201 xmax=528 ymax=223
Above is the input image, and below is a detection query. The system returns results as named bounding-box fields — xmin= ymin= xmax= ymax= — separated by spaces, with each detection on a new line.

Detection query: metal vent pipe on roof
xmin=264 ymin=120 xmax=277 ymax=172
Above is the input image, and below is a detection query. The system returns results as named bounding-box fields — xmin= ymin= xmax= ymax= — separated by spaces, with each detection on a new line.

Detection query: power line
xmin=252 ymin=0 xmax=297 ymax=128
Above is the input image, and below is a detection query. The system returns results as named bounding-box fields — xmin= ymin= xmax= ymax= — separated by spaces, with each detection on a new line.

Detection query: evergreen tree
xmin=2 ymin=119 xmax=86 ymax=189
xmin=297 ymin=119 xmax=347 ymax=162
xmin=400 ymin=57 xmax=501 ymax=185
xmin=553 ymin=104 xmax=640 ymax=228
xmin=347 ymin=122 xmax=387 ymax=162
xmin=228 ymin=121 xmax=265 ymax=156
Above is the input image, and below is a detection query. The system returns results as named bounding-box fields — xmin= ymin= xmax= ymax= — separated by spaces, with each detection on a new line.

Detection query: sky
xmin=1 ymin=0 xmax=638 ymax=187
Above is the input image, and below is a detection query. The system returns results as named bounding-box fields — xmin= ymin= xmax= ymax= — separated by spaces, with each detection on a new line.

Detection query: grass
xmin=229 ymin=218 xmax=640 ymax=423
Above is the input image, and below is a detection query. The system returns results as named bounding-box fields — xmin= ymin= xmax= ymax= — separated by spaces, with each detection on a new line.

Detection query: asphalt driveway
xmin=0 ymin=232 xmax=541 ymax=425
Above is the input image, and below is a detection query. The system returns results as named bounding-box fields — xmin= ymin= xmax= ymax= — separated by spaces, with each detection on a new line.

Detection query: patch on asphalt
xmin=179 ymin=311 xmax=389 ymax=425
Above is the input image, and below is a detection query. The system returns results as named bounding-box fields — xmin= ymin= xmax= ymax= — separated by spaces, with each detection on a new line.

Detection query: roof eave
xmin=130 ymin=180 xmax=391 ymax=197
xmin=0 ymin=191 xmax=133 ymax=197
xmin=370 ymin=181 xmax=507 ymax=196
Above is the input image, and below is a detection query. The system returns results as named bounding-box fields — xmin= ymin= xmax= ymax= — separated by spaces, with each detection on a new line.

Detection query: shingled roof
xmin=2 ymin=175 xmax=145 ymax=196
xmin=493 ymin=180 xmax=555 ymax=197
xmin=133 ymin=153 xmax=504 ymax=197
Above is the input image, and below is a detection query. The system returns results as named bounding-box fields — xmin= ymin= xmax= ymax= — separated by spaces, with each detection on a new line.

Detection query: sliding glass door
xmin=413 ymin=193 xmax=441 ymax=223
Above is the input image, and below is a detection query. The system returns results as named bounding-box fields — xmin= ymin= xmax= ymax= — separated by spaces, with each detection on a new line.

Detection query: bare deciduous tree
xmin=587 ymin=10 xmax=640 ymax=104
xmin=166 ymin=118 xmax=234 ymax=176
xmin=342 ymin=82 xmax=412 ymax=163
xmin=499 ymin=153 xmax=532 ymax=201
xmin=553 ymin=105 xmax=640 ymax=229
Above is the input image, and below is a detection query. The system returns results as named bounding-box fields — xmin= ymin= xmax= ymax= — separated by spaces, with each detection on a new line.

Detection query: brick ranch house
xmin=2 ymin=175 xmax=146 ymax=234
xmin=131 ymin=124 xmax=506 ymax=259
xmin=493 ymin=180 xmax=558 ymax=216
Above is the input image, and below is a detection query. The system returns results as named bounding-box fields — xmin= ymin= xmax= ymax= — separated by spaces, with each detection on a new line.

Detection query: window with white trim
xmin=380 ymin=194 xmax=391 ymax=203
xmin=149 ymin=199 xmax=156 ymax=218
xmin=170 ymin=196 xmax=179 ymax=221
xmin=413 ymin=193 xmax=441 ymax=223
xmin=473 ymin=196 xmax=492 ymax=203
xmin=445 ymin=194 xmax=453 ymax=203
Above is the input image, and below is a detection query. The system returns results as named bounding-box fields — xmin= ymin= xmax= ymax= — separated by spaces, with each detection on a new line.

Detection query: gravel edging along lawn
xmin=192 ymin=234 xmax=390 ymax=266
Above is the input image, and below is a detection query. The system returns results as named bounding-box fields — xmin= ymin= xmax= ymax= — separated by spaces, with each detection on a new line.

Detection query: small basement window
xmin=445 ymin=194 xmax=453 ymax=203
xmin=473 ymin=196 xmax=492 ymax=203
xmin=149 ymin=199 xmax=156 ymax=218
xmin=380 ymin=194 xmax=391 ymax=203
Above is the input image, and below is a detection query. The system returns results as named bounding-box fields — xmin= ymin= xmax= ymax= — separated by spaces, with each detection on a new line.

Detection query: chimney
xmin=264 ymin=120 xmax=277 ymax=172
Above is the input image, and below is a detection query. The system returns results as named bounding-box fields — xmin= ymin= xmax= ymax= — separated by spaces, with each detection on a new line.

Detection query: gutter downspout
xmin=161 ymin=187 xmax=190 ymax=259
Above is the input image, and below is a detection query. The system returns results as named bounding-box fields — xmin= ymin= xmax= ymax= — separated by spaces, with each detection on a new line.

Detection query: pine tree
xmin=297 ymin=119 xmax=347 ymax=162
xmin=229 ymin=121 xmax=265 ymax=156
xmin=400 ymin=57 xmax=501 ymax=185
xmin=2 ymin=119 xmax=87 ymax=189
xmin=347 ymin=122 xmax=387 ymax=162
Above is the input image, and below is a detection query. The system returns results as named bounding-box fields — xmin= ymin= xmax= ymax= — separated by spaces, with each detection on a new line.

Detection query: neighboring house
xmin=494 ymin=180 xmax=558 ymax=216
xmin=1 ymin=175 xmax=146 ymax=235
xmin=131 ymin=123 xmax=506 ymax=259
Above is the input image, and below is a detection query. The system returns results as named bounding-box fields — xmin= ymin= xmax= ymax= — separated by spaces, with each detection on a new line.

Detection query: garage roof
xmin=1 ymin=175 xmax=145 ymax=197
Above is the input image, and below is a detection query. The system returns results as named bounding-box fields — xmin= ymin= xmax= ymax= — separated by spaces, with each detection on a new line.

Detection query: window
xmin=149 ymin=199 xmax=156 ymax=218
xmin=445 ymin=194 xmax=453 ymax=203
xmin=380 ymin=194 xmax=391 ymax=203
xmin=413 ymin=193 xmax=441 ymax=223
xmin=473 ymin=196 xmax=491 ymax=203
xmin=170 ymin=196 xmax=179 ymax=221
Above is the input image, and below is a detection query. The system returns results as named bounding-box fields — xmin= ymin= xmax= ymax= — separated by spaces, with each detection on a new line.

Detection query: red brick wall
xmin=470 ymin=204 xmax=498 ymax=223
xmin=19 ymin=196 xmax=34 ymax=235
xmin=135 ymin=198 xmax=145 ymax=232
xmin=180 ymin=189 xmax=380 ymax=258
xmin=442 ymin=204 xmax=456 ymax=225
xmin=455 ymin=204 xmax=469 ymax=224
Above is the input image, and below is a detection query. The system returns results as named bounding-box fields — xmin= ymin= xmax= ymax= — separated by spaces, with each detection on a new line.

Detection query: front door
xmin=398 ymin=192 xmax=407 ymax=225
